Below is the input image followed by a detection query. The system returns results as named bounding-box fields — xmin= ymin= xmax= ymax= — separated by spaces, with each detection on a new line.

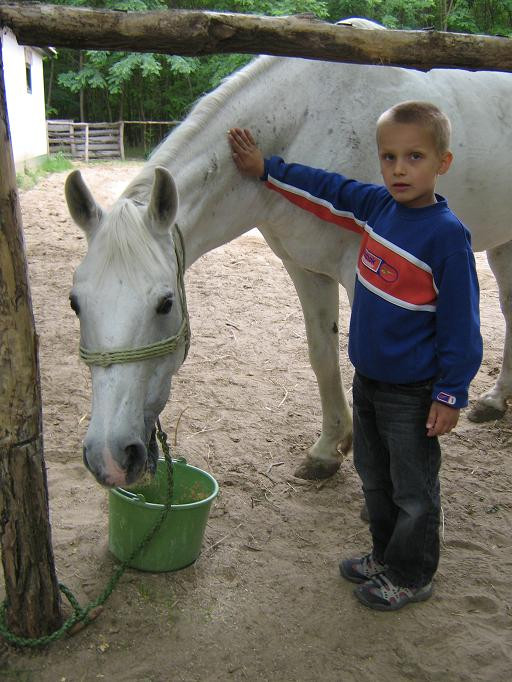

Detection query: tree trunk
xmin=438 ymin=0 xmax=455 ymax=32
xmin=79 ymin=50 xmax=85 ymax=122
xmin=1 ymin=3 xmax=512 ymax=72
xmin=0 ymin=48 xmax=62 ymax=639
xmin=118 ymin=88 xmax=124 ymax=123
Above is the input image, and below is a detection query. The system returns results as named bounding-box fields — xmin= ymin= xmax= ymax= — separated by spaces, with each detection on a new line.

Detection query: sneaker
xmin=339 ymin=552 xmax=387 ymax=584
xmin=355 ymin=572 xmax=433 ymax=611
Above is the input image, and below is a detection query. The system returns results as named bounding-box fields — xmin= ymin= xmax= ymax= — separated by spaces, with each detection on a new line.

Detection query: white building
xmin=1 ymin=27 xmax=52 ymax=171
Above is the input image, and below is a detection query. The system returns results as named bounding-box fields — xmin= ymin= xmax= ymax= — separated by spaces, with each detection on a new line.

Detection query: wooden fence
xmin=47 ymin=120 xmax=125 ymax=161
xmin=47 ymin=120 xmax=181 ymax=161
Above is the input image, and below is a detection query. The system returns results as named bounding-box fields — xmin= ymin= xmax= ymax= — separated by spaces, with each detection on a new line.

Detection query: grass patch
xmin=40 ymin=153 xmax=74 ymax=173
xmin=16 ymin=153 xmax=74 ymax=190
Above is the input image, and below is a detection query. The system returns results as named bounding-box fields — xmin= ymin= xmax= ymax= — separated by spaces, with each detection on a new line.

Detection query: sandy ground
xmin=1 ymin=161 xmax=512 ymax=681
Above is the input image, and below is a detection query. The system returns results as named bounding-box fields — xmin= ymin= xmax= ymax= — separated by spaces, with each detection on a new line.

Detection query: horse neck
xmin=174 ymin=151 xmax=262 ymax=267
xmin=124 ymin=57 xmax=298 ymax=268
xmin=126 ymin=133 xmax=262 ymax=269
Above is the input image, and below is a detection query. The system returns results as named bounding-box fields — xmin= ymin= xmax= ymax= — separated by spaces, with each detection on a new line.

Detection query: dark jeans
xmin=352 ymin=371 xmax=441 ymax=588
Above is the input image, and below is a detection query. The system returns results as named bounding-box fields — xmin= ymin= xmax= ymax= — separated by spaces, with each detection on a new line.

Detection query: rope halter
xmin=79 ymin=223 xmax=190 ymax=368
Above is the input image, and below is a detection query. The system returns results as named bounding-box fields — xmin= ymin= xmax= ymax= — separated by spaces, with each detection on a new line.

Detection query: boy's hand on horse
xmin=228 ymin=128 xmax=265 ymax=178
xmin=426 ymin=401 xmax=460 ymax=437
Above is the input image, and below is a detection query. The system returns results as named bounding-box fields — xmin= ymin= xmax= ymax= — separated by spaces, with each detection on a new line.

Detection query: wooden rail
xmin=47 ymin=120 xmax=125 ymax=162
xmin=2 ymin=3 xmax=512 ymax=72
xmin=47 ymin=120 xmax=182 ymax=161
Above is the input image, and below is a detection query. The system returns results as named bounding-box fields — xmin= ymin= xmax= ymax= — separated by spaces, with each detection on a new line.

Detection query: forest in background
xmin=40 ymin=0 xmax=512 ymax=154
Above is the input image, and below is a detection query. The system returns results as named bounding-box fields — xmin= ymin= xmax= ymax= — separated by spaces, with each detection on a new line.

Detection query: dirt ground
xmin=1 ymin=162 xmax=512 ymax=681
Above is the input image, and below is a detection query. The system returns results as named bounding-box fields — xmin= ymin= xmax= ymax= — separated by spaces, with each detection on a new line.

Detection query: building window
xmin=24 ymin=48 xmax=32 ymax=94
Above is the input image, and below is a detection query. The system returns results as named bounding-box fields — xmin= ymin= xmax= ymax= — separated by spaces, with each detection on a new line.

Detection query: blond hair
xmin=377 ymin=101 xmax=451 ymax=154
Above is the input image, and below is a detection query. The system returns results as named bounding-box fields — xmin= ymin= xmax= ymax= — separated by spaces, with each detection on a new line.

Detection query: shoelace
xmin=370 ymin=573 xmax=412 ymax=599
xmin=361 ymin=553 xmax=386 ymax=577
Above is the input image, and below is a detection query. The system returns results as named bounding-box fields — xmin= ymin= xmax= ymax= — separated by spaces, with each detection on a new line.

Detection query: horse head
xmin=65 ymin=167 xmax=189 ymax=487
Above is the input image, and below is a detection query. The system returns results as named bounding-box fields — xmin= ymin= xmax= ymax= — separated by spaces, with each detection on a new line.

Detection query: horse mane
xmin=335 ymin=17 xmax=385 ymax=29
xmin=87 ymin=59 xmax=282 ymax=285
xmin=123 ymin=55 xmax=277 ymax=199
xmin=85 ymin=199 xmax=174 ymax=289
xmin=122 ymin=17 xmax=384 ymax=201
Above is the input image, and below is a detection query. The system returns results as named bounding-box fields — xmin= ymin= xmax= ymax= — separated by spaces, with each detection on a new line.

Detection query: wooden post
xmin=1 ymin=3 xmax=512 ymax=72
xmin=0 ymin=46 xmax=62 ymax=639
xmin=84 ymin=122 xmax=89 ymax=163
xmin=119 ymin=121 xmax=125 ymax=161
xmin=70 ymin=121 xmax=75 ymax=158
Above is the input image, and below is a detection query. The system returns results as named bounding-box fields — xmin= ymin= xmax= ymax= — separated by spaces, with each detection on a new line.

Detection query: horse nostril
xmin=124 ymin=441 xmax=147 ymax=484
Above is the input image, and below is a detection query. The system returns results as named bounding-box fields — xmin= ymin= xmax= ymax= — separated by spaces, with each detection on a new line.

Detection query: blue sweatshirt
xmin=263 ymin=156 xmax=483 ymax=409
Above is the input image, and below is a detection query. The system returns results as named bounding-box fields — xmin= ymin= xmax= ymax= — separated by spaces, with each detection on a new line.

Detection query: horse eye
xmin=69 ymin=294 xmax=80 ymax=316
xmin=156 ymin=294 xmax=173 ymax=315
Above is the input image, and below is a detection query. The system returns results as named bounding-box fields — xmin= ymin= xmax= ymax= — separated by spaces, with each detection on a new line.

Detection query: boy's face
xmin=377 ymin=121 xmax=453 ymax=209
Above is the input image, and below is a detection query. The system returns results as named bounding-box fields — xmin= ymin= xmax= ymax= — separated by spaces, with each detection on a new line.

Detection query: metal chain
xmin=0 ymin=423 xmax=174 ymax=648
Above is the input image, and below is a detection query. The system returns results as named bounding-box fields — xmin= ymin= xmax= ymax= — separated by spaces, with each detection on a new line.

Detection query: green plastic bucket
xmin=108 ymin=458 xmax=219 ymax=572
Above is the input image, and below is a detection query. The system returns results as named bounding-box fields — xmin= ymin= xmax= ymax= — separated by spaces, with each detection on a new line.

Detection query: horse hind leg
xmin=281 ymin=259 xmax=352 ymax=479
xmin=468 ymin=242 xmax=512 ymax=422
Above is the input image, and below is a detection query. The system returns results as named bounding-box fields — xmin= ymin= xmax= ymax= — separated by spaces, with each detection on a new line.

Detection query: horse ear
xmin=65 ymin=170 xmax=104 ymax=237
xmin=146 ymin=166 xmax=178 ymax=235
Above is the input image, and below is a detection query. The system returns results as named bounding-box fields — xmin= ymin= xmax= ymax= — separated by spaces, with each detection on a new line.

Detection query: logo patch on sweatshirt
xmin=361 ymin=247 xmax=382 ymax=272
xmin=361 ymin=248 xmax=398 ymax=283
xmin=436 ymin=392 xmax=456 ymax=406
xmin=379 ymin=263 xmax=398 ymax=283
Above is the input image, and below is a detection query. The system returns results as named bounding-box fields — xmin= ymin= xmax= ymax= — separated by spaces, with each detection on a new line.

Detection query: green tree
xmin=444 ymin=0 xmax=512 ymax=34
xmin=326 ymin=0 xmax=512 ymax=31
xmin=46 ymin=0 xmax=331 ymax=153
xmin=45 ymin=0 xmax=512 ymax=154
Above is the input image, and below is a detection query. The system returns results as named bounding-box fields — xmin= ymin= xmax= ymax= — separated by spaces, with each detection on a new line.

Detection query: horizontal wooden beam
xmin=1 ymin=3 xmax=512 ymax=72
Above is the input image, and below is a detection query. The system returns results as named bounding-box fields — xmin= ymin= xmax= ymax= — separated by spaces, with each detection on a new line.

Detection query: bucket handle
xmin=156 ymin=455 xmax=187 ymax=465
xmin=116 ymin=490 xmax=147 ymax=502
xmin=115 ymin=457 xmax=187 ymax=501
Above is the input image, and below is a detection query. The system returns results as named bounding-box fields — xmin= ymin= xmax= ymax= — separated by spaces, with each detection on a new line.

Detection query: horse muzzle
xmin=82 ymin=436 xmax=148 ymax=488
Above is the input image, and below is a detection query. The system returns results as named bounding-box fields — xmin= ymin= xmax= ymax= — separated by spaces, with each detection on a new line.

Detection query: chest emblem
xmin=361 ymin=247 xmax=398 ymax=283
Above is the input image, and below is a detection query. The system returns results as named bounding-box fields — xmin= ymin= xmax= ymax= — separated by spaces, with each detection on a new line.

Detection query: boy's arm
xmin=424 ymin=239 xmax=481 ymax=438
xmin=228 ymin=128 xmax=381 ymax=228
xmin=432 ymin=246 xmax=483 ymax=421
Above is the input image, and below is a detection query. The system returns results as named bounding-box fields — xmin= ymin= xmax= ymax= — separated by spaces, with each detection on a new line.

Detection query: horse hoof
xmin=467 ymin=402 xmax=506 ymax=423
xmin=293 ymin=457 xmax=341 ymax=480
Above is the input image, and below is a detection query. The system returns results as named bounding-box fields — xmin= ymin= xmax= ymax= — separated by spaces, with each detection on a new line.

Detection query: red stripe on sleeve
xmin=266 ymin=181 xmax=364 ymax=235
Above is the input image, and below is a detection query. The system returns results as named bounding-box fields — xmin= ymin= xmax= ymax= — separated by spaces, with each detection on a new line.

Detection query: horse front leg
xmin=282 ymin=260 xmax=352 ymax=479
xmin=468 ymin=242 xmax=512 ymax=422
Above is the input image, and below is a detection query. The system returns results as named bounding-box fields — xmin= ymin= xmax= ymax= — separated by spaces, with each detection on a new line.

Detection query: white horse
xmin=66 ymin=20 xmax=512 ymax=487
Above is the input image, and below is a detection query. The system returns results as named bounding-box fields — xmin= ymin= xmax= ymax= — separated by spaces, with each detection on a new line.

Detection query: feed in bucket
xmin=108 ymin=457 xmax=219 ymax=572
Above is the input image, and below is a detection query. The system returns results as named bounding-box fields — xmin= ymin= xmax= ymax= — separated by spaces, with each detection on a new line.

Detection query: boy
xmin=227 ymin=101 xmax=482 ymax=611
